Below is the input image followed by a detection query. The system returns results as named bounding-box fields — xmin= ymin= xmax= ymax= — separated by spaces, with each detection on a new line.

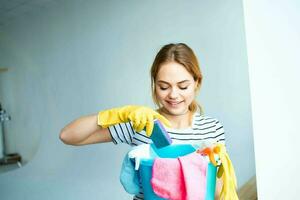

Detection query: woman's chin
xmin=163 ymin=106 xmax=189 ymax=116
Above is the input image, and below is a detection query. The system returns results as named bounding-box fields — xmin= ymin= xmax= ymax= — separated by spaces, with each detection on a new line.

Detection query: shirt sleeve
xmin=108 ymin=122 xmax=135 ymax=145
xmin=108 ymin=122 xmax=152 ymax=146
xmin=214 ymin=119 xmax=226 ymax=145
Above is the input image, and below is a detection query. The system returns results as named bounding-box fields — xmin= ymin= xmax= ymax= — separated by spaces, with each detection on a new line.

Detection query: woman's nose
xmin=168 ymin=88 xmax=179 ymax=99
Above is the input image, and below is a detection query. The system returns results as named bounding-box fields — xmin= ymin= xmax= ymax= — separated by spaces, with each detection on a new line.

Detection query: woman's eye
xmin=160 ymin=87 xmax=168 ymax=90
xmin=179 ymin=87 xmax=188 ymax=90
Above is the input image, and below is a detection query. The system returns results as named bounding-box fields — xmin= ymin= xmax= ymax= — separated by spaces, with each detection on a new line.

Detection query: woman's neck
xmin=158 ymin=108 xmax=193 ymax=129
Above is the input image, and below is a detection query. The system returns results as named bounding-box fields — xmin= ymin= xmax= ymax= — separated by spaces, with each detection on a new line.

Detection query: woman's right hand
xmin=98 ymin=105 xmax=171 ymax=136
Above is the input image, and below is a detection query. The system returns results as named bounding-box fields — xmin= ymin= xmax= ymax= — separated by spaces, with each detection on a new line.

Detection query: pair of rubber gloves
xmin=215 ymin=143 xmax=239 ymax=200
xmin=98 ymin=105 xmax=171 ymax=136
xmin=199 ymin=143 xmax=239 ymax=200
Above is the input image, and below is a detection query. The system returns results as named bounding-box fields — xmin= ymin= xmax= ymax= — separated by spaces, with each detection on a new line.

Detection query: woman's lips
xmin=166 ymin=100 xmax=183 ymax=107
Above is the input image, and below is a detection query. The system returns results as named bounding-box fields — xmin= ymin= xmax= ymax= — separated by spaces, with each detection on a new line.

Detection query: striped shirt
xmin=108 ymin=112 xmax=226 ymax=200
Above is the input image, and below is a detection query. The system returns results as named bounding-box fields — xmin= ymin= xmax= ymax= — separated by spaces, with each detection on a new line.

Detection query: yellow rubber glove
xmin=98 ymin=105 xmax=171 ymax=136
xmin=214 ymin=143 xmax=239 ymax=200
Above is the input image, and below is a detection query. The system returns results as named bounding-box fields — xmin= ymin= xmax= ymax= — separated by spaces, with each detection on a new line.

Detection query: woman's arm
xmin=59 ymin=114 xmax=112 ymax=146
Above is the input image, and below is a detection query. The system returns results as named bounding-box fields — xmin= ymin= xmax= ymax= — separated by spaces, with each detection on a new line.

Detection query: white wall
xmin=243 ymin=0 xmax=300 ymax=199
xmin=0 ymin=0 xmax=255 ymax=199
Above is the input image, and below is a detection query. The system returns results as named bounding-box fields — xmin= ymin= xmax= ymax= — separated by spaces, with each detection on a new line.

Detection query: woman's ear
xmin=194 ymin=80 xmax=200 ymax=91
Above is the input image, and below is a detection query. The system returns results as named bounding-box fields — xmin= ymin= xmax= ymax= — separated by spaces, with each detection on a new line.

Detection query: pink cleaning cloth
xmin=179 ymin=152 xmax=208 ymax=200
xmin=150 ymin=157 xmax=186 ymax=200
xmin=151 ymin=152 xmax=208 ymax=200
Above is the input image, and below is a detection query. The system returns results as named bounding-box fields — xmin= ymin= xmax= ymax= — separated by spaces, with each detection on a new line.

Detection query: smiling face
xmin=155 ymin=61 xmax=198 ymax=116
xmin=150 ymin=43 xmax=203 ymax=116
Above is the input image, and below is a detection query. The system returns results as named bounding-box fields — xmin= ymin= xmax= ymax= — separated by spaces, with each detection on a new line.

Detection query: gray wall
xmin=0 ymin=0 xmax=254 ymax=199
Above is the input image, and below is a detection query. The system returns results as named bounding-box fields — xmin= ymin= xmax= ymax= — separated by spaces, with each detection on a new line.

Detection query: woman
xmin=60 ymin=43 xmax=225 ymax=199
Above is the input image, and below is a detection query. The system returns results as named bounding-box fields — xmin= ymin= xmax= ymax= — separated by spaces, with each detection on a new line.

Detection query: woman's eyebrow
xmin=157 ymin=80 xmax=191 ymax=84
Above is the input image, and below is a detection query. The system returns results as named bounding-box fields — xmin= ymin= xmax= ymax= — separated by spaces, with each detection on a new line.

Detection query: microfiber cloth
xmin=119 ymin=153 xmax=140 ymax=195
xmin=180 ymin=152 xmax=208 ymax=200
xmin=151 ymin=157 xmax=185 ymax=200
xmin=151 ymin=152 xmax=208 ymax=200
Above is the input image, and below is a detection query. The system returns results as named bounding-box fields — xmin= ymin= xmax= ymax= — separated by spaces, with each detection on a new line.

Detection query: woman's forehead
xmin=156 ymin=62 xmax=194 ymax=82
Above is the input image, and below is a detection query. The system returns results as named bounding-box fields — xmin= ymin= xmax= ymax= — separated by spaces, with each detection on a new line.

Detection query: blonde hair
xmin=150 ymin=43 xmax=204 ymax=115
